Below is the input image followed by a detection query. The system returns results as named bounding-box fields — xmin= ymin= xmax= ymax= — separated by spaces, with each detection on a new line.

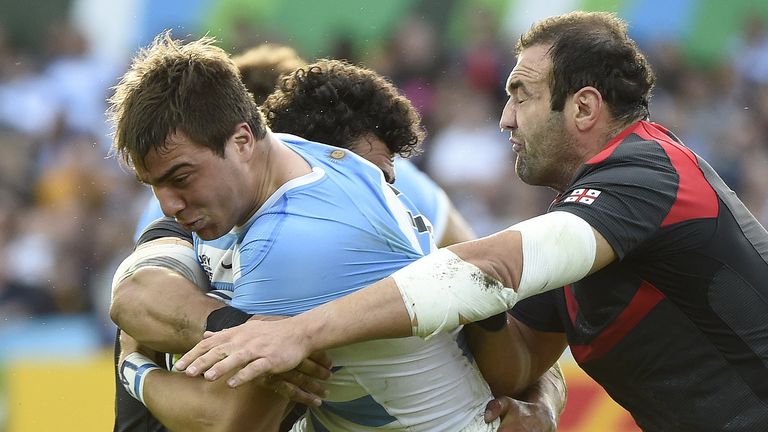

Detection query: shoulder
xmin=587 ymin=121 xmax=695 ymax=176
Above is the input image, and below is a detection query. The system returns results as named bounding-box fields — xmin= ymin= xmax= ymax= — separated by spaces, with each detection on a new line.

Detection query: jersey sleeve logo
xmin=329 ymin=149 xmax=346 ymax=160
xmin=564 ymin=188 xmax=601 ymax=205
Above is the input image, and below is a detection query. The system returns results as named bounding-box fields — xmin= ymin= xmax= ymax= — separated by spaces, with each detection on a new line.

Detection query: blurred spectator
xmin=731 ymin=14 xmax=768 ymax=86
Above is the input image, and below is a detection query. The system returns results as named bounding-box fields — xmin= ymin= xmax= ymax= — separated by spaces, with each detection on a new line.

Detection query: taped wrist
xmin=392 ymin=248 xmax=518 ymax=340
xmin=206 ymin=305 xmax=253 ymax=332
xmin=119 ymin=352 xmax=161 ymax=405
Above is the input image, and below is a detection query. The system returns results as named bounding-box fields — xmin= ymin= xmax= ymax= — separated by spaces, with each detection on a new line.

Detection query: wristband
xmin=119 ymin=352 xmax=161 ymax=405
xmin=206 ymin=305 xmax=253 ymax=332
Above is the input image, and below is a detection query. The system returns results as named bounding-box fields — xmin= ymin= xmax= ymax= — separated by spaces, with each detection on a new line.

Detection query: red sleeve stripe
xmin=567 ymin=281 xmax=665 ymax=363
xmin=633 ymin=122 xmax=719 ymax=227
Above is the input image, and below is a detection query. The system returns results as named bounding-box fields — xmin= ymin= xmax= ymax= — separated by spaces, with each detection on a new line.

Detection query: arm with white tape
xmin=395 ymin=210 xmax=605 ymax=339
xmin=174 ymin=211 xmax=616 ymax=386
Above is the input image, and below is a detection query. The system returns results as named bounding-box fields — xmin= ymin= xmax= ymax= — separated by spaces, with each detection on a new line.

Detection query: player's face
xmin=500 ymin=44 xmax=579 ymax=191
xmin=348 ymin=136 xmax=396 ymax=183
xmin=138 ymin=129 xmax=254 ymax=240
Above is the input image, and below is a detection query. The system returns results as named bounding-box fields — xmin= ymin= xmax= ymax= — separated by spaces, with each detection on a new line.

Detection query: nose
xmin=153 ymin=186 xmax=185 ymax=218
xmin=499 ymin=98 xmax=517 ymax=131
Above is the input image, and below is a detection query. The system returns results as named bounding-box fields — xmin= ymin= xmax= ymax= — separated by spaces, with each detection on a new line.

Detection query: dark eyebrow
xmin=506 ymin=79 xmax=525 ymax=96
xmin=144 ymin=163 xmax=192 ymax=187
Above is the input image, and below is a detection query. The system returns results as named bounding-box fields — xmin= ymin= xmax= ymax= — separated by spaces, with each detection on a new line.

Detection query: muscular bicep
xmin=110 ymin=228 xmax=221 ymax=353
xmin=111 ymin=266 xmax=224 ymax=353
xmin=591 ymin=226 xmax=616 ymax=274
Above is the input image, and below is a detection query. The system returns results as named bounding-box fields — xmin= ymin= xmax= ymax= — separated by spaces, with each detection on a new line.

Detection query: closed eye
xmin=173 ymin=174 xmax=191 ymax=186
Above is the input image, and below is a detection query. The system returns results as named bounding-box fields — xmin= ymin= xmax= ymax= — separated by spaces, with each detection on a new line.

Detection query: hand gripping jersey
xmin=196 ymin=135 xmax=492 ymax=431
xmin=511 ymin=121 xmax=768 ymax=431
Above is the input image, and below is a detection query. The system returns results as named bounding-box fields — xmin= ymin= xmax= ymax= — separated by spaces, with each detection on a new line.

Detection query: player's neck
xmin=255 ymin=133 xmax=312 ymax=198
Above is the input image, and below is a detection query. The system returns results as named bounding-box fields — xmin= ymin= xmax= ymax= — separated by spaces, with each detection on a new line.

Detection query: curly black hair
xmin=262 ymin=59 xmax=424 ymax=158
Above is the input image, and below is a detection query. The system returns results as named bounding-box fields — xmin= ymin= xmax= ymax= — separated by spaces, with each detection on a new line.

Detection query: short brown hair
xmin=108 ymin=31 xmax=266 ymax=171
xmin=263 ymin=59 xmax=424 ymax=158
xmin=232 ymin=44 xmax=307 ymax=105
xmin=518 ymin=11 xmax=656 ymax=124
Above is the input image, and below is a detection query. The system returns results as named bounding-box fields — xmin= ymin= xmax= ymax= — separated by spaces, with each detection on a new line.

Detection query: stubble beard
xmin=514 ymin=111 xmax=574 ymax=191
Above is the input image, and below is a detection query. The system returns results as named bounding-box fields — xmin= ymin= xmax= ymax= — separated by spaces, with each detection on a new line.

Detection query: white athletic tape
xmin=119 ymin=352 xmax=161 ymax=405
xmin=392 ymin=248 xmax=518 ymax=339
xmin=392 ymin=211 xmax=597 ymax=340
xmin=111 ymin=239 xmax=209 ymax=300
xmin=510 ymin=211 xmax=596 ymax=299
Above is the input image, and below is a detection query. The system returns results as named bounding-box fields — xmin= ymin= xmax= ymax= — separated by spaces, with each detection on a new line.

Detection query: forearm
xmin=446 ymin=230 xmax=522 ymax=289
xmin=464 ymin=315 xmax=533 ymax=397
xmin=294 ymin=276 xmax=412 ymax=353
xmin=465 ymin=316 xmax=568 ymax=399
xmin=144 ymin=370 xmax=287 ymax=432
xmin=111 ymin=267 xmax=222 ymax=353
xmin=294 ymin=213 xmax=600 ymax=350
xmin=286 ymin=239 xmax=518 ymax=352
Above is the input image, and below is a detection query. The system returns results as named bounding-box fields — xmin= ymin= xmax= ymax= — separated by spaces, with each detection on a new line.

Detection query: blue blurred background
xmin=1 ymin=0 xmax=767 ymax=430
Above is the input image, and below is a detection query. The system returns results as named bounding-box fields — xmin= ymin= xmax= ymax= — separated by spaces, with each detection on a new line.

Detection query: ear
xmin=231 ymin=122 xmax=254 ymax=160
xmin=570 ymin=86 xmax=602 ymax=132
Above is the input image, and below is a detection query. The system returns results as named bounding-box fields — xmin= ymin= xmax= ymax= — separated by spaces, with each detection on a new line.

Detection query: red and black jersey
xmin=511 ymin=121 xmax=768 ymax=431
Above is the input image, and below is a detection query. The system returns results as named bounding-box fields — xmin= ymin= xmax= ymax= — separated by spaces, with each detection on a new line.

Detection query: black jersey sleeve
xmin=509 ymin=290 xmax=564 ymax=333
xmin=135 ymin=217 xmax=192 ymax=247
xmin=550 ymin=136 xmax=679 ymax=260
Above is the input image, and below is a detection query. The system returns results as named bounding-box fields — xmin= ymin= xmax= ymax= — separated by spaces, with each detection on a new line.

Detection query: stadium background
xmin=1 ymin=0 xmax=767 ymax=430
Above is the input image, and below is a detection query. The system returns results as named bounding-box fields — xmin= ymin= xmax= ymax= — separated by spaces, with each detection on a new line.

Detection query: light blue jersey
xmin=392 ymin=158 xmax=450 ymax=243
xmin=195 ymin=135 xmax=493 ymax=431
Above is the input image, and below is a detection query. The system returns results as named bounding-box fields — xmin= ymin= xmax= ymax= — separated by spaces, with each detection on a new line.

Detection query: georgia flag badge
xmin=564 ymin=188 xmax=601 ymax=205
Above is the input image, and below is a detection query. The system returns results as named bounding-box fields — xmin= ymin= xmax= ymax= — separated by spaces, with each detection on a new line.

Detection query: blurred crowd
xmin=1 ymin=3 xmax=768 ymax=344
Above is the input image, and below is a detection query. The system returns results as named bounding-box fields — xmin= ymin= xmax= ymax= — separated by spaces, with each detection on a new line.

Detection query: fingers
xmin=307 ymin=350 xmax=333 ymax=370
xmin=484 ymin=396 xmax=510 ymax=423
xmin=296 ymin=357 xmax=332 ymax=381
xmin=486 ymin=396 xmax=554 ymax=432
xmin=271 ymin=379 xmax=323 ymax=407
xmin=174 ymin=330 xmax=231 ymax=372
xmin=184 ymin=344 xmax=248 ymax=381
xmin=226 ymin=358 xmax=275 ymax=387
xmin=268 ymin=370 xmax=329 ymax=407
